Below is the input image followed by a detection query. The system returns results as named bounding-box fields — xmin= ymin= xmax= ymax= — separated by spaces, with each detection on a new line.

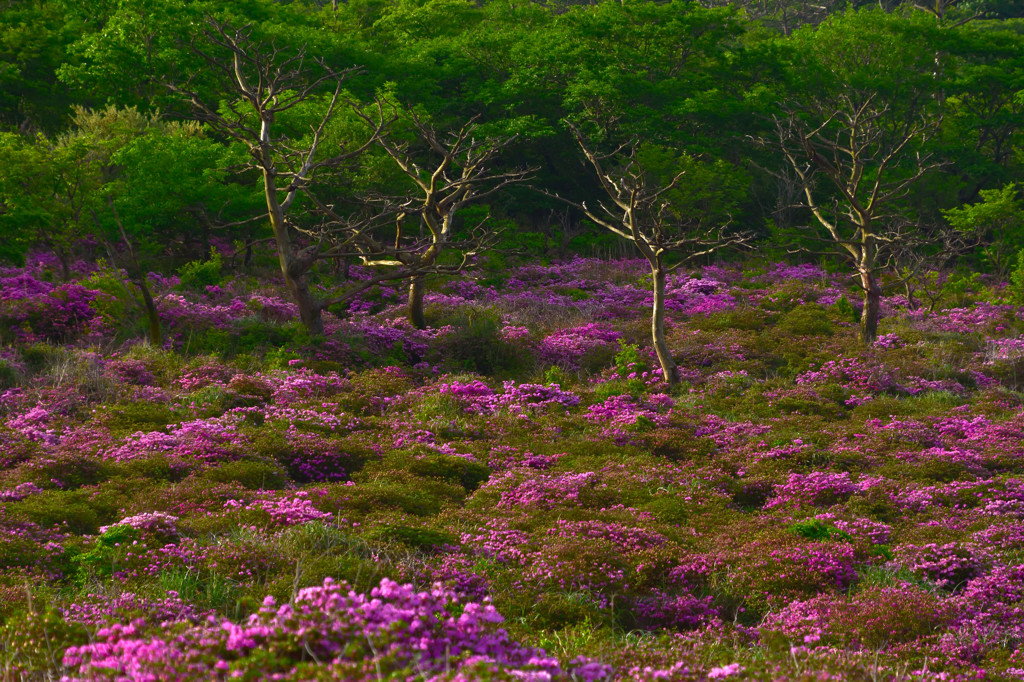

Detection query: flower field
xmin=3 ymin=255 xmax=1024 ymax=680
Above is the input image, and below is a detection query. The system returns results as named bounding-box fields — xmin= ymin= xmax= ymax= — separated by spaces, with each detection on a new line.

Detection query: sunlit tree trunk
xmin=408 ymin=274 xmax=427 ymax=329
xmin=650 ymin=264 xmax=678 ymax=385
xmin=261 ymin=160 xmax=324 ymax=335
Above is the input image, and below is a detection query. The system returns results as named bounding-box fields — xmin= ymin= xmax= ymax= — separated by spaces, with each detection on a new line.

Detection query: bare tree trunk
xmin=55 ymin=247 xmax=71 ymax=282
xmin=859 ymin=270 xmax=882 ymax=345
xmin=408 ymin=274 xmax=427 ymax=330
xmin=904 ymin=280 xmax=917 ymax=311
xmin=97 ymin=200 xmax=163 ymax=346
xmin=136 ymin=275 xmax=162 ymax=346
xmin=264 ymin=169 xmax=324 ymax=335
xmin=288 ymin=273 xmax=325 ymax=335
xmin=650 ymin=265 xmax=678 ymax=385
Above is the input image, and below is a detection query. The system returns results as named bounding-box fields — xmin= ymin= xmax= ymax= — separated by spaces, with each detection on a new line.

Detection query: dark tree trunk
xmin=135 ymin=275 xmax=162 ymax=346
xmin=287 ymin=273 xmax=324 ymax=335
xmin=859 ymin=270 xmax=882 ymax=344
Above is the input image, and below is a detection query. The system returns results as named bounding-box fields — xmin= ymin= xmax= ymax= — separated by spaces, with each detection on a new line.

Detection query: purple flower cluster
xmin=239 ymin=492 xmax=333 ymax=527
xmin=100 ymin=512 xmax=180 ymax=538
xmin=492 ymin=470 xmax=600 ymax=509
xmin=538 ymin=323 xmax=621 ymax=368
xmin=766 ymin=472 xmax=862 ymax=508
xmin=62 ymin=577 xmax=611 ymax=681
xmin=0 ymin=273 xmax=101 ymax=342
xmin=893 ymin=542 xmax=983 ymax=589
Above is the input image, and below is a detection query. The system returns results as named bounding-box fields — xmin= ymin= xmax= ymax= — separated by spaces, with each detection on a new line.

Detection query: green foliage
xmin=157 ymin=567 xmax=243 ymax=615
xmin=97 ymin=401 xmax=178 ymax=436
xmin=7 ymin=487 xmax=121 ymax=535
xmin=0 ymin=356 xmax=23 ymax=390
xmin=944 ymin=184 xmax=1024 ymax=275
xmin=10 ymin=454 xmax=111 ymax=490
xmin=829 ymin=296 xmax=858 ymax=324
xmin=775 ymin=304 xmax=833 ymax=337
xmin=430 ymin=306 xmax=533 ymax=377
xmin=72 ymin=524 xmax=140 ymax=579
xmin=177 ymin=250 xmax=224 ymax=290
xmin=614 ymin=340 xmax=644 ymax=379
xmin=0 ymin=608 xmax=88 ymax=677
xmin=342 ymin=471 xmax=467 ymax=518
xmin=1009 ymin=249 xmax=1024 ymax=305
xmin=199 ymin=459 xmax=290 ymax=490
xmin=364 ymin=523 xmax=456 ymax=549
xmin=790 ymin=518 xmax=851 ymax=543
xmin=374 ymin=449 xmax=490 ymax=493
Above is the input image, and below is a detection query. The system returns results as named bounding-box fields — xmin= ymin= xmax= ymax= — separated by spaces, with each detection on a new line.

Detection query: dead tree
xmin=171 ymin=19 xmax=389 ymax=334
xmin=548 ymin=125 xmax=752 ymax=385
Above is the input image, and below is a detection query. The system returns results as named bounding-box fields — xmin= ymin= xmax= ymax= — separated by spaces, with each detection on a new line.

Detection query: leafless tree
xmin=763 ymin=94 xmax=945 ymax=343
xmin=547 ymin=125 xmax=752 ymax=385
xmin=322 ymin=111 xmax=533 ymax=329
xmin=171 ymin=19 xmax=390 ymax=334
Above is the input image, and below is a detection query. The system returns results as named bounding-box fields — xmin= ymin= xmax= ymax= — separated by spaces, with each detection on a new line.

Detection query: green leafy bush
xmin=776 ymin=304 xmax=833 ymax=337
xmin=177 ymin=250 xmax=223 ymax=290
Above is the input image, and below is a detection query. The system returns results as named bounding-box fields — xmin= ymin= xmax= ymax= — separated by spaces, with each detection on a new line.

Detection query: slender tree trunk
xmin=408 ymin=274 xmax=427 ymax=330
xmin=263 ymin=168 xmax=324 ymax=335
xmin=55 ymin=247 xmax=71 ymax=282
xmin=96 ymin=200 xmax=163 ymax=346
xmin=135 ymin=275 xmax=162 ymax=346
xmin=859 ymin=269 xmax=882 ymax=345
xmin=904 ymin=281 xmax=917 ymax=312
xmin=650 ymin=265 xmax=678 ymax=385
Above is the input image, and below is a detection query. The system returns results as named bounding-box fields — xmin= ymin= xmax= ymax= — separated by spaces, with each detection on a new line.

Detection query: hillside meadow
xmin=2 ymin=255 xmax=1024 ymax=680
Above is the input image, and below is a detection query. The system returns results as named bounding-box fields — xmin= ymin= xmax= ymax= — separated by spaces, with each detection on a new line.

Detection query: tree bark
xmin=859 ymin=270 xmax=882 ymax=345
xmin=408 ymin=274 xmax=427 ymax=330
xmin=135 ymin=274 xmax=162 ymax=346
xmin=287 ymin=272 xmax=325 ymax=335
xmin=650 ymin=265 xmax=678 ymax=385
xmin=263 ymin=166 xmax=324 ymax=335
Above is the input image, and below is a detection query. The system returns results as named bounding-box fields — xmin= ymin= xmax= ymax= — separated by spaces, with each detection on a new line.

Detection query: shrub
xmin=0 ymin=274 xmax=101 ymax=343
xmin=761 ymin=585 xmax=948 ymax=650
xmin=176 ymin=251 xmax=223 ymax=290
xmin=431 ymin=307 xmax=534 ymax=377
xmin=400 ymin=452 xmax=491 ymax=492
xmin=198 ymin=459 xmax=290 ymax=490
xmin=7 ymin=487 xmax=120 ymax=535
xmin=97 ymin=401 xmax=178 ymax=435
xmin=340 ymin=472 xmax=467 ymax=518
xmin=364 ymin=523 xmax=456 ymax=549
xmin=775 ymin=304 xmax=834 ymax=337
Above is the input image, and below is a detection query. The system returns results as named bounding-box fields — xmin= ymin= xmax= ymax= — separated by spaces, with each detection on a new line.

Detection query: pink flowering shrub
xmin=0 ymin=274 xmax=102 ymax=342
xmin=538 ymin=323 xmax=621 ymax=370
xmin=761 ymin=584 xmax=949 ymax=649
xmin=62 ymin=577 xmax=611 ymax=681
xmin=239 ymin=492 xmax=333 ymax=527
xmin=893 ymin=542 xmax=984 ymax=589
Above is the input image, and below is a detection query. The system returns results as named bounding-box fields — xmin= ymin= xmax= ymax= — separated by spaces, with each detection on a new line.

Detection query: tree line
xmin=1 ymin=0 xmax=1023 ymax=383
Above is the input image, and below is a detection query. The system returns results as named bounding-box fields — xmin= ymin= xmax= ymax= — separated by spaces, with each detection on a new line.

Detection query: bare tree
xmin=171 ymin=19 xmax=389 ymax=334
xmin=548 ymin=125 xmax=751 ymax=385
xmin=767 ymin=96 xmax=945 ymax=343
xmin=330 ymin=111 xmax=533 ymax=329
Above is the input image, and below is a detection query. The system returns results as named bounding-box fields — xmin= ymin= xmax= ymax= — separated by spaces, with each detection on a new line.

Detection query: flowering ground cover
xmin=4 ymin=256 xmax=1024 ymax=680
